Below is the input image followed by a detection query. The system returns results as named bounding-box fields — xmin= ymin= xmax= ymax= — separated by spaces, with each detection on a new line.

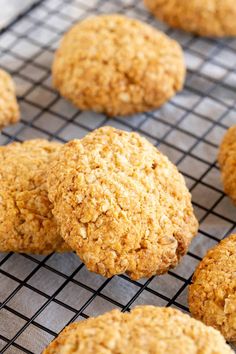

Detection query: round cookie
xmin=144 ymin=0 xmax=236 ymax=37
xmin=47 ymin=127 xmax=198 ymax=280
xmin=0 ymin=69 xmax=20 ymax=128
xmin=218 ymin=125 xmax=236 ymax=204
xmin=52 ymin=14 xmax=185 ymax=116
xmin=189 ymin=234 xmax=236 ymax=342
xmin=43 ymin=306 xmax=233 ymax=354
xmin=0 ymin=139 xmax=70 ymax=254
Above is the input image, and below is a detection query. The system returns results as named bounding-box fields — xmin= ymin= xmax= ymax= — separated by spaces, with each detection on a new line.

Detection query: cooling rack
xmin=0 ymin=0 xmax=236 ymax=353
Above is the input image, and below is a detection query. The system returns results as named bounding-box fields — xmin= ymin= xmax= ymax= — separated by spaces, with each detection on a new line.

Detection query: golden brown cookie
xmin=43 ymin=306 xmax=233 ymax=354
xmin=0 ymin=69 xmax=20 ymax=128
xmin=52 ymin=14 xmax=185 ymax=116
xmin=0 ymin=139 xmax=70 ymax=254
xmin=47 ymin=127 xmax=198 ymax=280
xmin=189 ymin=234 xmax=236 ymax=342
xmin=144 ymin=0 xmax=236 ymax=37
xmin=218 ymin=125 xmax=236 ymax=205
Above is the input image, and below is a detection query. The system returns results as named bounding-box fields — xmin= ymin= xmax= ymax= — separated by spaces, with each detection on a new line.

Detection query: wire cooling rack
xmin=0 ymin=0 xmax=236 ymax=353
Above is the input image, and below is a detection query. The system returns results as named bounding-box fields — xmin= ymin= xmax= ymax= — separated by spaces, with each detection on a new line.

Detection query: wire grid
xmin=0 ymin=0 xmax=236 ymax=353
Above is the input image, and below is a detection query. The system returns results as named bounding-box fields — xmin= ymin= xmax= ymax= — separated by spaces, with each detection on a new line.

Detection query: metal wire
xmin=0 ymin=0 xmax=236 ymax=353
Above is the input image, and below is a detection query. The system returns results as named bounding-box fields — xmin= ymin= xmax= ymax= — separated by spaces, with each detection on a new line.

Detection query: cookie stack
xmin=1 ymin=126 xmax=235 ymax=352
xmin=0 ymin=127 xmax=198 ymax=279
xmin=1 ymin=6 xmax=236 ymax=354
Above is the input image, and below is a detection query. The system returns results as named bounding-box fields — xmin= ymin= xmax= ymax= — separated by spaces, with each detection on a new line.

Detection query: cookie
xmin=0 ymin=139 xmax=70 ymax=254
xmin=0 ymin=69 xmax=20 ymax=128
xmin=218 ymin=125 xmax=236 ymax=204
xmin=189 ymin=234 xmax=236 ymax=342
xmin=47 ymin=127 xmax=198 ymax=280
xmin=52 ymin=14 xmax=185 ymax=116
xmin=43 ymin=305 xmax=233 ymax=354
xmin=144 ymin=0 xmax=236 ymax=37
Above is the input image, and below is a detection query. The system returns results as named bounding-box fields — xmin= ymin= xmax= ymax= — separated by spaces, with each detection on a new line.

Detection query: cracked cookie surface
xmin=52 ymin=14 xmax=185 ymax=116
xmin=189 ymin=234 xmax=236 ymax=342
xmin=144 ymin=0 xmax=236 ymax=37
xmin=0 ymin=139 xmax=70 ymax=254
xmin=0 ymin=69 xmax=20 ymax=128
xmin=43 ymin=305 xmax=233 ymax=354
xmin=218 ymin=125 xmax=236 ymax=205
xmin=47 ymin=127 xmax=198 ymax=280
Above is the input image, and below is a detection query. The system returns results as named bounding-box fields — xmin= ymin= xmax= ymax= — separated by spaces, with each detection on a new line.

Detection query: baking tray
xmin=0 ymin=0 xmax=236 ymax=353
